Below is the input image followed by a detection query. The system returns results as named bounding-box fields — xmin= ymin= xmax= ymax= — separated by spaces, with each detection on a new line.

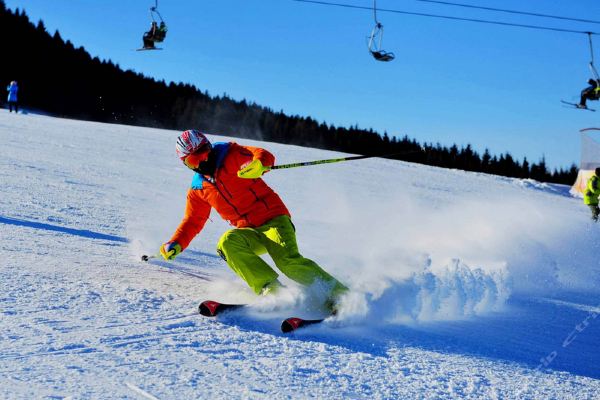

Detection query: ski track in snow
xmin=1 ymin=110 xmax=600 ymax=399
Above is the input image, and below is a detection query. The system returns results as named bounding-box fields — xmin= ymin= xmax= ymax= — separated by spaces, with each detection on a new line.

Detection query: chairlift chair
xmin=367 ymin=1 xmax=395 ymax=62
xmin=368 ymin=22 xmax=395 ymax=62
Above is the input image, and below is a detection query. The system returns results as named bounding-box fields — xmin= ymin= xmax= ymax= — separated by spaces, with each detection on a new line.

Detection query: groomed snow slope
xmin=1 ymin=111 xmax=599 ymax=399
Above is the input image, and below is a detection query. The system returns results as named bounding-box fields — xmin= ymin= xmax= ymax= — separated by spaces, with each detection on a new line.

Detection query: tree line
xmin=0 ymin=1 xmax=577 ymax=184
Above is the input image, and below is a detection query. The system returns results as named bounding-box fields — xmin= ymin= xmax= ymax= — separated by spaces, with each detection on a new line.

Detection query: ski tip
xmin=198 ymin=300 xmax=219 ymax=317
xmin=281 ymin=317 xmax=303 ymax=333
xmin=198 ymin=300 xmax=245 ymax=317
xmin=281 ymin=316 xmax=330 ymax=333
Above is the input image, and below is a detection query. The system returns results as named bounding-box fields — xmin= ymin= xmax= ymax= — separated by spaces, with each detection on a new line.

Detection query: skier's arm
xmin=588 ymin=176 xmax=600 ymax=195
xmin=237 ymin=146 xmax=275 ymax=179
xmin=247 ymin=146 xmax=275 ymax=167
xmin=166 ymin=190 xmax=211 ymax=252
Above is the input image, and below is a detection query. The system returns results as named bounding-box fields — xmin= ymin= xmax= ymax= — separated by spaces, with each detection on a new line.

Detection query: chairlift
xmin=138 ymin=0 xmax=168 ymax=51
xmin=561 ymin=33 xmax=600 ymax=110
xmin=563 ymin=33 xmax=600 ymax=110
xmin=367 ymin=0 xmax=395 ymax=62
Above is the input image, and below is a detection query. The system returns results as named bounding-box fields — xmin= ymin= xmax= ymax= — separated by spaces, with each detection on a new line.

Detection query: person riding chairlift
xmin=578 ymin=34 xmax=600 ymax=108
xmin=578 ymin=78 xmax=600 ymax=109
xmin=142 ymin=20 xmax=167 ymax=50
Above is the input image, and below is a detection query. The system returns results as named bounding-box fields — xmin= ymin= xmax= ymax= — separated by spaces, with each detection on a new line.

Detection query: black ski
xmin=198 ymin=300 xmax=246 ymax=317
xmin=561 ymin=100 xmax=596 ymax=111
xmin=281 ymin=317 xmax=326 ymax=333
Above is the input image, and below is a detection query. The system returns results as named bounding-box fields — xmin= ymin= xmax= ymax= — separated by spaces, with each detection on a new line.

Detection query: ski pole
xmin=141 ymin=253 xmax=160 ymax=262
xmin=269 ymin=150 xmax=422 ymax=171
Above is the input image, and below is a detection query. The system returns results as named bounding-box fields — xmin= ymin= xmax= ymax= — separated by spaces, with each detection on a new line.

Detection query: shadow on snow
xmin=0 ymin=215 xmax=128 ymax=243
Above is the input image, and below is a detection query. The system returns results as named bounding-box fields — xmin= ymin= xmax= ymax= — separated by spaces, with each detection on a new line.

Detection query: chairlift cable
xmin=292 ymin=0 xmax=600 ymax=36
xmin=411 ymin=0 xmax=600 ymax=26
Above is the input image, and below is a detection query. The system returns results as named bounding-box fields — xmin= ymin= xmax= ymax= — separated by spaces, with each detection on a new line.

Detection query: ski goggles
xmin=183 ymin=144 xmax=211 ymax=169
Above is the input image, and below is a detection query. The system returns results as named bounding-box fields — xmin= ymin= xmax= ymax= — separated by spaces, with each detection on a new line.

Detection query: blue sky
xmin=6 ymin=0 xmax=600 ymax=169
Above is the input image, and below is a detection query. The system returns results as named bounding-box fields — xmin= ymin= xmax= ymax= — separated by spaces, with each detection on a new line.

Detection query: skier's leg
xmin=590 ymin=204 xmax=600 ymax=221
xmin=580 ymin=88 xmax=593 ymax=107
xmin=216 ymin=228 xmax=279 ymax=294
xmin=260 ymin=215 xmax=348 ymax=298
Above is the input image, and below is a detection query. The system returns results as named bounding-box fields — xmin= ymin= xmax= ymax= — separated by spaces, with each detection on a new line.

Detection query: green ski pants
xmin=216 ymin=215 xmax=347 ymax=296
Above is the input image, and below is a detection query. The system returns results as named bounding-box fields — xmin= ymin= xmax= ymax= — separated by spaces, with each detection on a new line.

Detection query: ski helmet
xmin=176 ymin=129 xmax=211 ymax=160
xmin=595 ymin=167 xmax=600 ymax=176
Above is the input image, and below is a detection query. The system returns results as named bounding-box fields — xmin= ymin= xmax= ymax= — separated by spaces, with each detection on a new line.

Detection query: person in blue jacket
xmin=6 ymin=81 xmax=18 ymax=113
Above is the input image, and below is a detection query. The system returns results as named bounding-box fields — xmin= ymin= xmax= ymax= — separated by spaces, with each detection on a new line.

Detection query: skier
xmin=584 ymin=167 xmax=600 ymax=221
xmin=6 ymin=81 xmax=18 ymax=113
xmin=578 ymin=78 xmax=600 ymax=109
xmin=160 ymin=130 xmax=348 ymax=309
xmin=154 ymin=21 xmax=167 ymax=42
xmin=142 ymin=21 xmax=167 ymax=50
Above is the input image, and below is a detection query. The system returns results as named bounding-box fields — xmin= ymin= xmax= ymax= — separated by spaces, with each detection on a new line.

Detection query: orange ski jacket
xmin=169 ymin=142 xmax=290 ymax=250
